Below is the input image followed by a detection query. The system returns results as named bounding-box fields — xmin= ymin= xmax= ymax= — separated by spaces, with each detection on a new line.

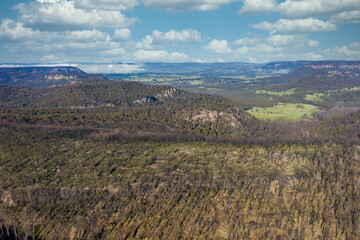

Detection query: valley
xmin=0 ymin=61 xmax=359 ymax=239
xmin=107 ymin=61 xmax=360 ymax=120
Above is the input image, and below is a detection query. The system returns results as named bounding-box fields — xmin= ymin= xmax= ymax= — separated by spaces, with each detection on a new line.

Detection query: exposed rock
xmin=133 ymin=88 xmax=177 ymax=104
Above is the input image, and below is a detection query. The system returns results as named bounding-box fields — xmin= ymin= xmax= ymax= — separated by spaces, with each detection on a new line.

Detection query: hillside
xmin=264 ymin=61 xmax=360 ymax=92
xmin=1 ymin=121 xmax=360 ymax=239
xmin=0 ymin=65 xmax=360 ymax=239
xmin=0 ymin=67 xmax=106 ymax=88
xmin=0 ymin=78 xmax=281 ymax=141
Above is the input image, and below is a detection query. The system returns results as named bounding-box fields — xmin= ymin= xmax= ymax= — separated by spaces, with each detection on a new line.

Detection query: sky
xmin=0 ymin=0 xmax=359 ymax=66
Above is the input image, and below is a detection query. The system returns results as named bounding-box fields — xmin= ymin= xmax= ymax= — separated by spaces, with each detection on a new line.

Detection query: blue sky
xmin=0 ymin=0 xmax=359 ymax=66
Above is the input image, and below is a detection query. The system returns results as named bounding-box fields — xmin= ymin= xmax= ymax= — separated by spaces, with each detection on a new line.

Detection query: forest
xmin=0 ymin=63 xmax=360 ymax=239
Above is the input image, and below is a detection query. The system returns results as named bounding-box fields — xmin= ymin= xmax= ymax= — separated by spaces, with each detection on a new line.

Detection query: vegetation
xmin=1 ymin=63 xmax=360 ymax=239
xmin=305 ymin=93 xmax=324 ymax=102
xmin=255 ymin=89 xmax=295 ymax=96
xmin=1 ymin=121 xmax=360 ymax=239
xmin=246 ymin=103 xmax=318 ymax=120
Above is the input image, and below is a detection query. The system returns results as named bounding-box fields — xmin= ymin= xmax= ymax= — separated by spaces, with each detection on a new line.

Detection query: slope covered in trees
xmin=0 ymin=123 xmax=360 ymax=239
xmin=264 ymin=61 xmax=360 ymax=92
xmin=0 ymin=66 xmax=360 ymax=239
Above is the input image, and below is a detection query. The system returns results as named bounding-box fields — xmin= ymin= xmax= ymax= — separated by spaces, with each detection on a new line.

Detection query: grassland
xmin=255 ymin=89 xmax=295 ymax=96
xmin=305 ymin=93 xmax=325 ymax=101
xmin=341 ymin=86 xmax=360 ymax=91
xmin=246 ymin=103 xmax=318 ymax=120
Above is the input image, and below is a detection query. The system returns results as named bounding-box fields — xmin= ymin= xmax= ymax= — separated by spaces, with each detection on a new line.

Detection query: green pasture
xmin=255 ymin=89 xmax=295 ymax=96
xmin=305 ymin=93 xmax=324 ymax=101
xmin=246 ymin=103 xmax=318 ymax=121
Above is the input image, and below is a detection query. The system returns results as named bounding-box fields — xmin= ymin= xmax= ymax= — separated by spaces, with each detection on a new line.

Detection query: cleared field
xmin=188 ymin=80 xmax=204 ymax=85
xmin=246 ymin=103 xmax=318 ymax=120
xmin=255 ymin=89 xmax=295 ymax=96
xmin=305 ymin=93 xmax=324 ymax=101
xmin=341 ymin=86 xmax=360 ymax=91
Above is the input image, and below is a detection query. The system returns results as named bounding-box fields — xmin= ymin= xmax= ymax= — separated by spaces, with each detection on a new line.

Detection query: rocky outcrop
xmin=133 ymin=88 xmax=177 ymax=104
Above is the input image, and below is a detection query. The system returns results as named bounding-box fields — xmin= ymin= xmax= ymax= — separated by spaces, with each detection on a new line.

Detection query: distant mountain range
xmin=0 ymin=66 xmax=105 ymax=88
xmin=139 ymin=61 xmax=313 ymax=75
xmin=263 ymin=61 xmax=360 ymax=92
xmin=1 ymin=61 xmax=359 ymax=92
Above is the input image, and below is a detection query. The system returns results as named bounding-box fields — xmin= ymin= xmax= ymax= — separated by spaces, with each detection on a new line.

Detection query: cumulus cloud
xmin=15 ymin=0 xmax=137 ymax=31
xmin=136 ymin=29 xmax=202 ymax=49
xmin=252 ymin=18 xmax=337 ymax=34
xmin=142 ymin=0 xmax=236 ymax=11
xmin=0 ymin=19 xmax=41 ymax=42
xmin=234 ymin=37 xmax=260 ymax=46
xmin=78 ymin=63 xmax=144 ymax=73
xmin=278 ymin=0 xmax=360 ymax=19
xmin=238 ymin=0 xmax=277 ymax=15
xmin=204 ymin=39 xmax=232 ymax=54
xmin=65 ymin=29 xmax=110 ymax=41
xmin=112 ymin=29 xmax=131 ymax=41
xmin=134 ymin=49 xmax=188 ymax=62
xmin=235 ymin=44 xmax=284 ymax=62
xmin=136 ymin=35 xmax=155 ymax=49
xmin=305 ymin=52 xmax=324 ymax=60
xmin=75 ymin=0 xmax=138 ymax=11
xmin=233 ymin=34 xmax=323 ymax=62
xmin=307 ymin=39 xmax=319 ymax=48
xmin=0 ymin=17 xmax=133 ymax=63
xmin=330 ymin=10 xmax=360 ymax=24
xmin=234 ymin=43 xmax=323 ymax=63
xmin=324 ymin=42 xmax=360 ymax=60
xmin=0 ymin=19 xmax=110 ymax=43
xmin=151 ymin=29 xmax=202 ymax=42
xmin=266 ymin=34 xmax=319 ymax=47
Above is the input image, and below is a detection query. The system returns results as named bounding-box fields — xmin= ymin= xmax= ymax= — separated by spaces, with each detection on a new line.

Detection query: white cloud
xmin=151 ymin=29 xmax=202 ymax=42
xmin=233 ymin=34 xmax=324 ymax=63
xmin=330 ymin=10 xmax=360 ymax=24
xmin=65 ymin=29 xmax=110 ymax=41
xmin=234 ymin=37 xmax=260 ymax=46
xmin=15 ymin=0 xmax=137 ymax=31
xmin=100 ymin=48 xmax=126 ymax=56
xmin=134 ymin=50 xmax=188 ymax=62
xmin=235 ymin=43 xmax=286 ymax=62
xmin=136 ymin=29 xmax=202 ymax=49
xmin=307 ymin=39 xmax=319 ymax=47
xmin=305 ymin=52 xmax=323 ymax=60
xmin=252 ymin=18 xmax=337 ymax=34
xmin=0 ymin=19 xmax=110 ymax=43
xmin=278 ymin=0 xmax=360 ymax=19
xmin=234 ymin=43 xmax=324 ymax=63
xmin=266 ymin=34 xmax=319 ymax=48
xmin=324 ymin=42 xmax=360 ymax=60
xmin=75 ymin=0 xmax=138 ymax=11
xmin=266 ymin=34 xmax=297 ymax=47
xmin=0 ymin=19 xmax=41 ymax=42
xmin=204 ymin=39 xmax=232 ymax=54
xmin=78 ymin=63 xmax=144 ymax=73
xmin=136 ymin=35 xmax=154 ymax=49
xmin=142 ymin=0 xmax=237 ymax=11
xmin=238 ymin=0 xmax=277 ymax=15
xmin=0 ymin=19 xmax=111 ymax=43
xmin=112 ymin=29 xmax=131 ymax=41
xmin=251 ymin=43 xmax=283 ymax=53
xmin=0 ymin=18 xmax=133 ymax=63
